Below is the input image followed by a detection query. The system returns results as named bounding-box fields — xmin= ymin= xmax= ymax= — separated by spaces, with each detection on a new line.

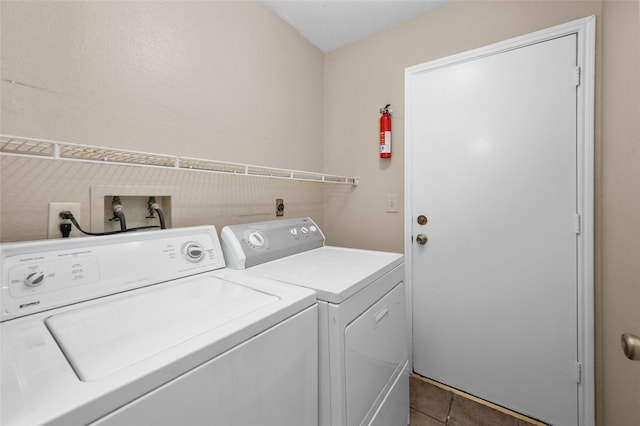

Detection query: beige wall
xmin=599 ymin=1 xmax=640 ymax=424
xmin=1 ymin=1 xmax=324 ymax=170
xmin=323 ymin=1 xmax=639 ymax=425
xmin=0 ymin=1 xmax=327 ymax=241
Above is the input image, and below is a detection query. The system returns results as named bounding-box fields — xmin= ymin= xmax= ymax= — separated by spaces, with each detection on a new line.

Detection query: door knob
xmin=415 ymin=234 xmax=428 ymax=245
xmin=621 ymin=333 xmax=640 ymax=361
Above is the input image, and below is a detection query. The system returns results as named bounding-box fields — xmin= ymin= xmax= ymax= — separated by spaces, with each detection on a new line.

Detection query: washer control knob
xmin=24 ymin=271 xmax=45 ymax=287
xmin=184 ymin=243 xmax=204 ymax=262
xmin=300 ymin=227 xmax=308 ymax=235
xmin=289 ymin=228 xmax=298 ymax=236
xmin=248 ymin=231 xmax=266 ymax=248
xmin=309 ymin=225 xmax=318 ymax=233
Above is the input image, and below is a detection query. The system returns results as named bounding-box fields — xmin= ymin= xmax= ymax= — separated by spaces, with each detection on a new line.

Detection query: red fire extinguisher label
xmin=380 ymin=131 xmax=391 ymax=154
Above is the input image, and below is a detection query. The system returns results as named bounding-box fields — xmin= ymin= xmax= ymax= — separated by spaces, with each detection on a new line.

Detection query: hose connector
xmin=147 ymin=196 xmax=166 ymax=229
xmin=111 ymin=196 xmax=126 ymax=230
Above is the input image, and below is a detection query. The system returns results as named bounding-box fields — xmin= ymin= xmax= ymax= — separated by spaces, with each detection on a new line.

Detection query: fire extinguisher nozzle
xmin=379 ymin=104 xmax=392 ymax=116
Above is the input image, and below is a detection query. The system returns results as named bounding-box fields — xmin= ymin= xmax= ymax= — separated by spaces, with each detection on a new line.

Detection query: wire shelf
xmin=0 ymin=135 xmax=359 ymax=186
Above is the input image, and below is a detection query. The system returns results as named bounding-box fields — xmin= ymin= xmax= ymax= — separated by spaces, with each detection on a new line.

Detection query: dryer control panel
xmin=0 ymin=226 xmax=224 ymax=321
xmin=221 ymin=217 xmax=325 ymax=269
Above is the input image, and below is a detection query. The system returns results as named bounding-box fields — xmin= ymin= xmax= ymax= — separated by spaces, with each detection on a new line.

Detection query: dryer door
xmin=345 ymin=282 xmax=407 ymax=426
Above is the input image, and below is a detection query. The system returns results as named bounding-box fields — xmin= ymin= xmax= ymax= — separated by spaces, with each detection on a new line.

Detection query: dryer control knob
xmin=184 ymin=243 xmax=204 ymax=262
xmin=24 ymin=271 xmax=45 ymax=287
xmin=248 ymin=231 xmax=266 ymax=248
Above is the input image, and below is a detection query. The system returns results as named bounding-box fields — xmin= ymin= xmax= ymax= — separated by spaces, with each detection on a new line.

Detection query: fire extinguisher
xmin=379 ymin=104 xmax=392 ymax=158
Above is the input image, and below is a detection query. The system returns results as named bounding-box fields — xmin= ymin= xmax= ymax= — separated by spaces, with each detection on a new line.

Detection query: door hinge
xmin=575 ymin=213 xmax=581 ymax=234
xmin=575 ymin=66 xmax=581 ymax=87
xmin=576 ymin=362 xmax=582 ymax=384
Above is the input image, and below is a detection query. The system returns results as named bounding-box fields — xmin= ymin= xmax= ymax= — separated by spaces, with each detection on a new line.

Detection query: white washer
xmin=221 ymin=217 xmax=409 ymax=426
xmin=1 ymin=226 xmax=318 ymax=426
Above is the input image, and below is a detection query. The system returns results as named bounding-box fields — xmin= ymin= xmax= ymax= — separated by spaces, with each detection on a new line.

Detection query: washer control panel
xmin=0 ymin=226 xmax=225 ymax=321
xmin=220 ymin=217 xmax=324 ymax=269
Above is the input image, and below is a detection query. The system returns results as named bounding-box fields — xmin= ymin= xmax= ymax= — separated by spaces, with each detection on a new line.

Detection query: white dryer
xmin=1 ymin=226 xmax=317 ymax=426
xmin=221 ymin=217 xmax=409 ymax=426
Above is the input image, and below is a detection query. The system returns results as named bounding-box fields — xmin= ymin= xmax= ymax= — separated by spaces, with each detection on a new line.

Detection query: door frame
xmin=404 ymin=16 xmax=595 ymax=425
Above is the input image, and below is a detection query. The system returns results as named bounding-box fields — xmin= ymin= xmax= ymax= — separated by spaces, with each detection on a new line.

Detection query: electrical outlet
xmin=276 ymin=198 xmax=284 ymax=216
xmin=48 ymin=202 xmax=82 ymax=238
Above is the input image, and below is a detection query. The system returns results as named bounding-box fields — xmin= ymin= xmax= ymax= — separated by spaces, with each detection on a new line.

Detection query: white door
xmin=405 ymin=22 xmax=594 ymax=426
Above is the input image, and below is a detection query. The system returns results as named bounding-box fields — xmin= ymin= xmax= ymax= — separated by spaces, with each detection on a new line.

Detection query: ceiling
xmin=262 ymin=0 xmax=454 ymax=53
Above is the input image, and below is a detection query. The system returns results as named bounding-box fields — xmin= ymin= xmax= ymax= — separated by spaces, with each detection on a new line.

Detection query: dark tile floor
xmin=409 ymin=375 xmax=546 ymax=426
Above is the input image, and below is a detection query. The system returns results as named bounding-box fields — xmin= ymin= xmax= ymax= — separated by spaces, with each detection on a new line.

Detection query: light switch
xmin=386 ymin=194 xmax=399 ymax=213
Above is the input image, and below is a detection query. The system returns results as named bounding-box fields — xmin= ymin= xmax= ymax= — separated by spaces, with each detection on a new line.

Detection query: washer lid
xmin=249 ymin=246 xmax=403 ymax=303
xmin=45 ymin=275 xmax=278 ymax=381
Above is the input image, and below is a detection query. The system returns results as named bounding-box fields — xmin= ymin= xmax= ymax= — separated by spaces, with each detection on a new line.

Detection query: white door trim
xmin=404 ymin=16 xmax=595 ymax=425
